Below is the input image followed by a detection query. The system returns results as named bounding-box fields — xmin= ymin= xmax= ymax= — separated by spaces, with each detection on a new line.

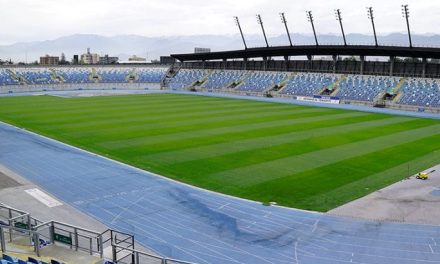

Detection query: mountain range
xmin=1 ymin=33 xmax=440 ymax=62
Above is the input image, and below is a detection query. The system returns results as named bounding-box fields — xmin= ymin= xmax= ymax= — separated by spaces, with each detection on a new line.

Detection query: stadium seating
xmin=203 ymin=70 xmax=247 ymax=89
xmin=135 ymin=67 xmax=168 ymax=83
xmin=1 ymin=254 xmax=63 ymax=264
xmin=280 ymin=73 xmax=338 ymax=96
xmin=0 ymin=69 xmax=19 ymax=86
xmin=336 ymin=75 xmax=400 ymax=101
xmin=54 ymin=68 xmax=92 ymax=84
xmin=94 ymin=68 xmax=131 ymax=83
xmin=13 ymin=69 xmax=57 ymax=85
xmin=398 ymin=78 xmax=440 ymax=108
xmin=238 ymin=71 xmax=288 ymax=92
xmin=169 ymin=69 xmax=208 ymax=90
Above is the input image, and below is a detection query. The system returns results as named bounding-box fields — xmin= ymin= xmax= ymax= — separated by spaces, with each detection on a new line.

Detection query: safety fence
xmin=0 ymin=204 xmax=195 ymax=264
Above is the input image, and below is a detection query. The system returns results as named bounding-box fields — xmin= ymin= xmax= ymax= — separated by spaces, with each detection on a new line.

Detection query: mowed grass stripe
xmin=60 ymin=104 xmax=321 ymax=134
xmin=102 ymin=113 xmax=387 ymax=157
xmin=247 ymin=134 xmax=440 ymax=211
xmin=165 ymin=118 xmax=437 ymax=179
xmin=144 ymin=116 xmax=413 ymax=165
xmin=99 ymin=112 xmax=369 ymax=150
xmin=1 ymin=95 xmax=277 ymax=124
xmin=211 ymin=123 xmax=440 ymax=186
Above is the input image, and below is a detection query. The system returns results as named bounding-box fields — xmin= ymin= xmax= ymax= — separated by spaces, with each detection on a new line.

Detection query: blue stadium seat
xmin=0 ymin=70 xmax=19 ymax=86
xmin=280 ymin=73 xmax=338 ymax=96
xmin=336 ymin=75 xmax=400 ymax=102
xmin=238 ymin=71 xmax=288 ymax=92
xmin=203 ymin=70 xmax=247 ymax=89
xmin=169 ymin=69 xmax=208 ymax=90
xmin=135 ymin=68 xmax=168 ymax=83
xmin=398 ymin=79 xmax=440 ymax=108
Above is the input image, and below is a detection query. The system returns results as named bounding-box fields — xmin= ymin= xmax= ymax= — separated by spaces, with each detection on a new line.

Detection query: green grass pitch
xmin=1 ymin=93 xmax=440 ymax=212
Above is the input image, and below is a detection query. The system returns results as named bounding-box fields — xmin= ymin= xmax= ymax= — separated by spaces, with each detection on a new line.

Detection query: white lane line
xmin=293 ymin=241 xmax=299 ymax=264
xmin=312 ymin=220 xmax=319 ymax=233
xmin=218 ymin=203 xmax=230 ymax=209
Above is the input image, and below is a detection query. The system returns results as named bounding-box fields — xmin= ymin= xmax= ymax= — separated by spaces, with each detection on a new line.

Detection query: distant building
xmin=40 ymin=55 xmax=59 ymax=65
xmin=80 ymin=48 xmax=99 ymax=64
xmin=194 ymin=47 xmax=211 ymax=54
xmin=128 ymin=55 xmax=147 ymax=62
xmin=72 ymin=55 xmax=79 ymax=65
xmin=99 ymin=55 xmax=119 ymax=64
xmin=160 ymin=56 xmax=176 ymax=64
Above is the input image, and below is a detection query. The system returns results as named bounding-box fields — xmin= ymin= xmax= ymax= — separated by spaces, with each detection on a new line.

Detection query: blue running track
xmin=1 ymin=122 xmax=440 ymax=264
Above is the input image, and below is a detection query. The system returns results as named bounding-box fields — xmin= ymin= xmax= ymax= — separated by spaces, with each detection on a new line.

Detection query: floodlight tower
xmin=366 ymin=7 xmax=378 ymax=47
xmin=234 ymin=16 xmax=248 ymax=50
xmin=306 ymin=11 xmax=319 ymax=46
xmin=280 ymin=12 xmax=293 ymax=46
xmin=256 ymin=14 xmax=269 ymax=48
xmin=335 ymin=9 xmax=347 ymax=46
xmin=402 ymin=4 xmax=413 ymax=48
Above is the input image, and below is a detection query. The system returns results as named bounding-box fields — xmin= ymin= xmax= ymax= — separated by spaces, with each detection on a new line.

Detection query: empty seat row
xmin=398 ymin=79 xmax=440 ymax=107
xmin=336 ymin=75 xmax=400 ymax=102
xmin=281 ymin=73 xmax=338 ymax=96
xmin=1 ymin=254 xmax=63 ymax=264
xmin=169 ymin=69 xmax=208 ymax=90
xmin=203 ymin=70 xmax=247 ymax=89
xmin=238 ymin=71 xmax=288 ymax=92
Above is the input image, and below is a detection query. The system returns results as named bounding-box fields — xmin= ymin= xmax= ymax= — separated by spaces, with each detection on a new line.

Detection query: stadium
xmin=1 ymin=1 xmax=440 ymax=264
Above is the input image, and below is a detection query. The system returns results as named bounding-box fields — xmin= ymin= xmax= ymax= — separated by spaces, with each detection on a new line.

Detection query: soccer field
xmin=1 ymin=93 xmax=439 ymax=211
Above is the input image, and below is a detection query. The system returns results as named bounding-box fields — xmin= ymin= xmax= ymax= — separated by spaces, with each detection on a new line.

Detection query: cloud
xmin=0 ymin=0 xmax=438 ymax=44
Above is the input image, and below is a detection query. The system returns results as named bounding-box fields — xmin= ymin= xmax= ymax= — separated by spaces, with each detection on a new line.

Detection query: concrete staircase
xmin=329 ymin=75 xmax=347 ymax=97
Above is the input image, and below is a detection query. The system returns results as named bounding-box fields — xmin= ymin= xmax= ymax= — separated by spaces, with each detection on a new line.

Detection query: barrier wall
xmin=0 ymin=83 xmax=161 ymax=94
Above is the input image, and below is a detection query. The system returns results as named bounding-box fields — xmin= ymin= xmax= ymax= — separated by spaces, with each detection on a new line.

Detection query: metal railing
xmin=0 ymin=204 xmax=196 ymax=264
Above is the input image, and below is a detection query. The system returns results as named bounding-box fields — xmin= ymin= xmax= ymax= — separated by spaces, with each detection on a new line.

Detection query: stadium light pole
xmin=306 ymin=11 xmax=319 ymax=46
xmin=234 ymin=16 xmax=248 ymax=50
xmin=335 ymin=9 xmax=347 ymax=46
xmin=366 ymin=7 xmax=378 ymax=47
xmin=256 ymin=14 xmax=270 ymax=48
xmin=402 ymin=4 xmax=413 ymax=48
xmin=280 ymin=12 xmax=293 ymax=46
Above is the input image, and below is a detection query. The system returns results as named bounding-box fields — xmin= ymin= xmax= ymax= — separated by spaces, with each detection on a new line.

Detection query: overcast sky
xmin=0 ymin=0 xmax=438 ymax=45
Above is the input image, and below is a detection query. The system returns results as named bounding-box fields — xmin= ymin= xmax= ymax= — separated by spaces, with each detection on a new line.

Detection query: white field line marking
xmin=24 ymin=188 xmax=62 ymax=208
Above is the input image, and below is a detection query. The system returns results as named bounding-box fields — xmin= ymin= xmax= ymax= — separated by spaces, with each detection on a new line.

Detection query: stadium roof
xmin=171 ymin=45 xmax=440 ymax=61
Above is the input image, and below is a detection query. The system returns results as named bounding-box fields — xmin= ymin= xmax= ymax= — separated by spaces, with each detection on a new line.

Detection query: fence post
xmin=50 ymin=223 xmax=55 ymax=244
xmin=0 ymin=227 xmax=5 ymax=253
xmin=89 ymin=237 xmax=93 ymax=255
xmin=8 ymin=219 xmax=12 ymax=242
xmin=34 ymin=232 xmax=40 ymax=257
xmin=112 ymin=245 xmax=117 ymax=262
xmin=99 ymin=235 xmax=103 ymax=258
xmin=74 ymin=227 xmax=78 ymax=251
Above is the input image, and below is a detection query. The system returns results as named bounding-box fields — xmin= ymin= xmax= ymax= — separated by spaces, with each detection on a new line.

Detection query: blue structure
xmin=1 ymin=120 xmax=440 ymax=264
xmin=169 ymin=69 xmax=207 ymax=90
xmin=0 ymin=70 xmax=19 ymax=86
xmin=55 ymin=68 xmax=93 ymax=84
xmin=135 ymin=68 xmax=168 ymax=83
xmin=238 ymin=71 xmax=288 ymax=92
xmin=399 ymin=79 xmax=440 ymax=108
xmin=14 ymin=69 xmax=57 ymax=85
xmin=204 ymin=70 xmax=247 ymax=89
xmin=281 ymin=73 xmax=338 ymax=97
xmin=336 ymin=76 xmax=400 ymax=102
xmin=95 ymin=68 xmax=131 ymax=83
xmin=1 ymin=254 xmax=63 ymax=264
